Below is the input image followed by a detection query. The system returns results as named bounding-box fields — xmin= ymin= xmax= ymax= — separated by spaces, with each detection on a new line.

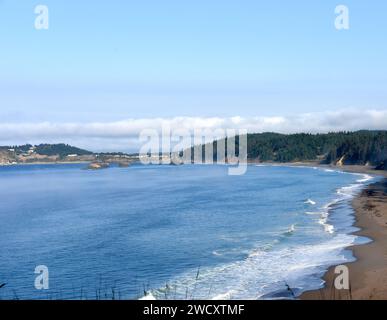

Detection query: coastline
xmin=300 ymin=177 xmax=387 ymax=300
xmin=255 ymin=162 xmax=387 ymax=299
xmin=0 ymin=160 xmax=91 ymax=166
xmin=2 ymin=160 xmax=386 ymax=299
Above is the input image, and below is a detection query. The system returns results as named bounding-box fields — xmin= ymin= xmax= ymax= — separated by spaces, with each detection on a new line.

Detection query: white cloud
xmin=0 ymin=109 xmax=386 ymax=152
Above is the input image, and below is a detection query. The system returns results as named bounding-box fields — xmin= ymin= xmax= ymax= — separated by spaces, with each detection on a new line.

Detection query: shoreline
xmin=300 ymin=177 xmax=387 ymax=300
xmin=249 ymin=160 xmax=387 ymax=178
xmin=0 ymin=161 xmax=386 ymax=299
xmin=251 ymin=161 xmax=387 ymax=299
xmin=0 ymin=161 xmax=91 ymax=166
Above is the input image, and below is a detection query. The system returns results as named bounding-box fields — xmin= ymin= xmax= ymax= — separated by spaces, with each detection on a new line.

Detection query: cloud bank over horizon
xmin=1 ymin=109 xmax=386 ymax=152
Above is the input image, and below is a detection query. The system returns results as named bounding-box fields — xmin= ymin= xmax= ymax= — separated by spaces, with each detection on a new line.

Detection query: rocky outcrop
xmin=87 ymin=162 xmax=109 ymax=170
xmin=375 ymin=161 xmax=387 ymax=171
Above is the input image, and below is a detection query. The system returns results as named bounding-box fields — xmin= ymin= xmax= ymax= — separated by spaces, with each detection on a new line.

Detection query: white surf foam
xmin=284 ymin=224 xmax=296 ymax=235
xmin=147 ymin=233 xmax=357 ymax=300
xmin=312 ymin=172 xmax=375 ymax=234
xmin=318 ymin=213 xmax=334 ymax=234
xmin=356 ymin=174 xmax=373 ymax=183
xmin=304 ymin=199 xmax=316 ymax=205
xmin=305 ymin=211 xmax=320 ymax=215
xmin=144 ymin=170 xmax=375 ymax=300
xmin=211 ymin=290 xmax=237 ymax=300
xmin=139 ymin=292 xmax=157 ymax=300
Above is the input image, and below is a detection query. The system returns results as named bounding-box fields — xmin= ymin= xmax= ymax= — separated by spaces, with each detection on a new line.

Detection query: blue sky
xmin=0 ymin=1 xmax=387 ymax=150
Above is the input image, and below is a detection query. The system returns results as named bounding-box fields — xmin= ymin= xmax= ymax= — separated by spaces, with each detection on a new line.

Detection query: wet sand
xmin=300 ymin=178 xmax=387 ymax=300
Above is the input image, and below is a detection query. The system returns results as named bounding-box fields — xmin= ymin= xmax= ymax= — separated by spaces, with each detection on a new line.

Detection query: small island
xmin=87 ymin=162 xmax=109 ymax=170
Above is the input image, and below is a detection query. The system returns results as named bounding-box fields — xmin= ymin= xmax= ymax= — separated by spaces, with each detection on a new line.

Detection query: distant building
xmin=67 ymin=154 xmax=78 ymax=157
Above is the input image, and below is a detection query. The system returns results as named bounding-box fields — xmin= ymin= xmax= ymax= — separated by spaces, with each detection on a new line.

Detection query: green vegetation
xmin=2 ymin=131 xmax=386 ymax=169
xmin=0 ymin=143 xmax=92 ymax=159
xmin=0 ymin=144 xmax=33 ymax=153
xmin=204 ymin=131 xmax=387 ymax=169
xmin=34 ymin=144 xmax=92 ymax=158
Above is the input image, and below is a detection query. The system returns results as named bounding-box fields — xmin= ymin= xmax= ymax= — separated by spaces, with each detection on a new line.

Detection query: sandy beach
xmin=300 ymin=174 xmax=387 ymax=300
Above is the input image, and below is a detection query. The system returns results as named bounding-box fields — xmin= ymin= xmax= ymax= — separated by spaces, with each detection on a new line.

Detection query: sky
xmin=0 ymin=0 xmax=387 ymax=151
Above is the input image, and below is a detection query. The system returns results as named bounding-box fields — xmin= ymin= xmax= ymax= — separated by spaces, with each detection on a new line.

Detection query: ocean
xmin=0 ymin=163 xmax=375 ymax=300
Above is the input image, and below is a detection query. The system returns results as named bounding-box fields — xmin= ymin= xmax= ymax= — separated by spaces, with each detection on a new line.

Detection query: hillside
xmin=1 ymin=131 xmax=386 ymax=169
xmin=202 ymin=131 xmax=387 ymax=170
xmin=0 ymin=144 xmax=137 ymax=166
xmin=0 ymin=144 xmax=94 ymax=165
xmin=34 ymin=144 xmax=93 ymax=158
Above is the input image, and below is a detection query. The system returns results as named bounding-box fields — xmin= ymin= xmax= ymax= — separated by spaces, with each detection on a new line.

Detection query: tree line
xmin=204 ymin=131 xmax=387 ymax=169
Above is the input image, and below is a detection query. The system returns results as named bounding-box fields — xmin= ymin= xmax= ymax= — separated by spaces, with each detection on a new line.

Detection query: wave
xmin=305 ymin=211 xmax=320 ymax=215
xmin=284 ymin=224 xmax=296 ymax=236
xmin=139 ymin=292 xmax=157 ymax=300
xmin=311 ymin=172 xmax=374 ymax=234
xmin=211 ymin=290 xmax=237 ymax=300
xmin=144 ymin=233 xmax=357 ymax=300
xmin=304 ymin=199 xmax=316 ymax=205
xmin=318 ymin=213 xmax=334 ymax=234
xmin=141 ymin=170 xmax=375 ymax=301
xmin=247 ymin=249 xmax=264 ymax=258
xmin=337 ymin=173 xmax=373 ymax=197
xmin=356 ymin=174 xmax=373 ymax=183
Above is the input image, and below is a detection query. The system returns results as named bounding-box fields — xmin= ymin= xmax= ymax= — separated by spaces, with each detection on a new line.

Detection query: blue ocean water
xmin=0 ymin=164 xmax=374 ymax=300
